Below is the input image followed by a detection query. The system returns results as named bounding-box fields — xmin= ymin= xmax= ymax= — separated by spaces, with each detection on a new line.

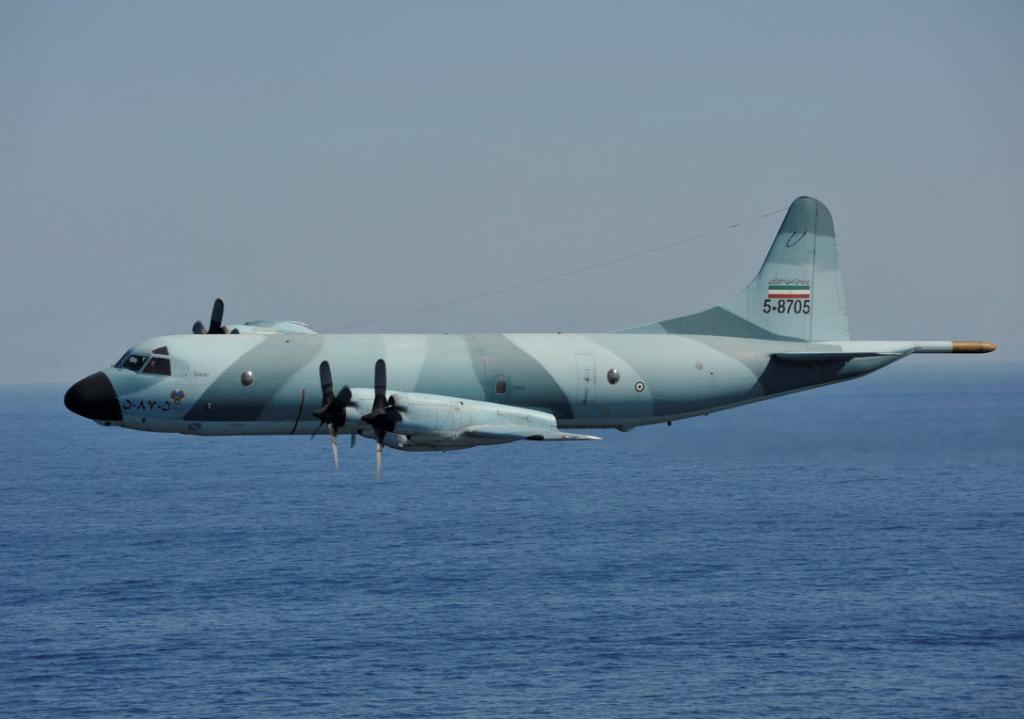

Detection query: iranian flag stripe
xmin=768 ymin=293 xmax=810 ymax=299
xmin=768 ymin=285 xmax=810 ymax=290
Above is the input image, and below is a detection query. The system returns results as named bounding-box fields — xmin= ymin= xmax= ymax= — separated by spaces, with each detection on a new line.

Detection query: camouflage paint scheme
xmin=67 ymin=197 xmax=996 ymax=451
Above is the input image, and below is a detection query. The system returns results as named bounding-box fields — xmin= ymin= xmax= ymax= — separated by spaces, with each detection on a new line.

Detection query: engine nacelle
xmin=349 ymin=391 xmax=597 ymax=451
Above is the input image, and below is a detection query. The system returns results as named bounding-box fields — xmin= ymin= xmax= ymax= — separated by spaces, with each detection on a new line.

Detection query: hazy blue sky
xmin=2 ymin=1 xmax=1021 ymax=383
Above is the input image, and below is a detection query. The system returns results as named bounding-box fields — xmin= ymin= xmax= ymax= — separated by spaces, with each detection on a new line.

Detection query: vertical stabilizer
xmin=622 ymin=196 xmax=851 ymax=341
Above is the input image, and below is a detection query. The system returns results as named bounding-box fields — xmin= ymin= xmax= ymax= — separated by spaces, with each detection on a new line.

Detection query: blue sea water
xmin=1 ymin=362 xmax=1022 ymax=718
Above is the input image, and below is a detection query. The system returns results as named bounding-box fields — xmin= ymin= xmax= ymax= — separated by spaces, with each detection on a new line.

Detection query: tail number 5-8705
xmin=763 ymin=298 xmax=810 ymax=314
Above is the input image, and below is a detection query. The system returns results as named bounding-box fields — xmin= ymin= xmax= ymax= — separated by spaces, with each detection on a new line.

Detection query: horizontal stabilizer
xmin=464 ymin=426 xmax=601 ymax=442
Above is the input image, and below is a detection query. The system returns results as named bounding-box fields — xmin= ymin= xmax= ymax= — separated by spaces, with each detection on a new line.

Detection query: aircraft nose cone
xmin=64 ymin=372 xmax=122 ymax=422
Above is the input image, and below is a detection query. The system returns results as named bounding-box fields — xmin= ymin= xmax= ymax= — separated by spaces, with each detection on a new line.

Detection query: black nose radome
xmin=64 ymin=372 xmax=122 ymax=422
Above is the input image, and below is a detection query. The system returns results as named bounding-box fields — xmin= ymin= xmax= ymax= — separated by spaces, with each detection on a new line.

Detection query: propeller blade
xmin=337 ymin=385 xmax=352 ymax=407
xmin=373 ymin=423 xmax=388 ymax=480
xmin=209 ymin=298 xmax=225 ymax=334
xmin=356 ymin=360 xmax=398 ymax=479
xmin=314 ymin=364 xmax=352 ymax=420
xmin=312 ymin=361 xmax=355 ymax=468
xmin=330 ymin=425 xmax=340 ymax=470
xmin=318 ymin=360 xmax=335 ymax=406
xmin=373 ymin=358 xmax=387 ymax=408
xmin=386 ymin=395 xmax=406 ymax=418
xmin=192 ymin=321 xmax=206 ymax=335
xmin=375 ymin=437 xmax=383 ymax=480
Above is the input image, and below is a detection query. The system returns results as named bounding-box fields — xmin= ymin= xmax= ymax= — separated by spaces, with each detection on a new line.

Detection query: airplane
xmin=64 ymin=196 xmax=996 ymax=477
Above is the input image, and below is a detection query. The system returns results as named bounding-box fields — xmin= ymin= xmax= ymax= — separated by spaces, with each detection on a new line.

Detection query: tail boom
xmin=938 ymin=341 xmax=998 ymax=354
xmin=773 ymin=340 xmax=998 ymax=363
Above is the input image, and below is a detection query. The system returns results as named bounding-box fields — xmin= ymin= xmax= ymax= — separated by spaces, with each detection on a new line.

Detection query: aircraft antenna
xmin=338 ymin=206 xmax=787 ymax=329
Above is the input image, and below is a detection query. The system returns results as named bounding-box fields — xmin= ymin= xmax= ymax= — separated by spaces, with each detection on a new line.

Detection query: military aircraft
xmin=65 ymin=197 xmax=996 ymax=477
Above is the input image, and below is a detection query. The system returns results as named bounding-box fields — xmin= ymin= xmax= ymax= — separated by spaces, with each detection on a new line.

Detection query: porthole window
xmin=241 ymin=370 xmax=255 ymax=386
xmin=495 ymin=374 xmax=508 ymax=395
xmin=607 ymin=368 xmax=620 ymax=385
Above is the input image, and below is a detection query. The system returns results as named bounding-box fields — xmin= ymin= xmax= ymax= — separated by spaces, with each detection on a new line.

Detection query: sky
xmin=2 ymin=1 xmax=1021 ymax=384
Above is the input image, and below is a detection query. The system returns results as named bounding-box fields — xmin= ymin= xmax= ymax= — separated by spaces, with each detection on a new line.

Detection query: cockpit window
xmin=151 ymin=346 xmax=169 ymax=355
xmin=142 ymin=356 xmax=172 ymax=376
xmin=121 ymin=354 xmax=148 ymax=371
xmin=114 ymin=351 xmax=132 ymax=368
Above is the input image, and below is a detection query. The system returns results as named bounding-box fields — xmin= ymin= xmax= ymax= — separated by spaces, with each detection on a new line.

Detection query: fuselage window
xmin=121 ymin=355 xmax=148 ymax=372
xmin=495 ymin=375 xmax=508 ymax=395
xmin=143 ymin=356 xmax=172 ymax=376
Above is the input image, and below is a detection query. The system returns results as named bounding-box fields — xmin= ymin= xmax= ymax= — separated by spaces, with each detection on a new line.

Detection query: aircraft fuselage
xmin=88 ymin=331 xmax=898 ymax=437
xmin=64 ymin=197 xmax=995 ymax=460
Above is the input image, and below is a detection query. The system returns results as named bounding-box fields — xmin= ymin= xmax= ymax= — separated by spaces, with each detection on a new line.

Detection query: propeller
xmin=360 ymin=358 xmax=404 ymax=479
xmin=311 ymin=360 xmax=355 ymax=470
xmin=193 ymin=298 xmax=227 ymax=335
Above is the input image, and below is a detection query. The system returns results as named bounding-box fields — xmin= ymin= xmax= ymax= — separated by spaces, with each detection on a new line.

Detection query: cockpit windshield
xmin=142 ymin=356 xmax=171 ymax=375
xmin=120 ymin=354 xmax=148 ymax=371
xmin=113 ymin=346 xmax=174 ymax=374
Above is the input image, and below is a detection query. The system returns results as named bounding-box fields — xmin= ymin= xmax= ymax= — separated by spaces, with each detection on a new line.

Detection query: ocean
xmin=1 ymin=361 xmax=1021 ymax=717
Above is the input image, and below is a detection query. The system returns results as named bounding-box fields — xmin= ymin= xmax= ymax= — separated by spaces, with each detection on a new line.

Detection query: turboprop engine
xmin=312 ymin=358 xmax=598 ymax=476
xmin=375 ymin=392 xmax=596 ymax=451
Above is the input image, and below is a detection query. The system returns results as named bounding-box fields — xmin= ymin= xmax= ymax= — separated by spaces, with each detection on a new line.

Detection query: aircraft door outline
xmin=575 ymin=354 xmax=595 ymax=412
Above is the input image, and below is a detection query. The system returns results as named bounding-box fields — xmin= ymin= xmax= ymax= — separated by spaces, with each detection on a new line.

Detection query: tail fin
xmin=622 ymin=196 xmax=850 ymax=341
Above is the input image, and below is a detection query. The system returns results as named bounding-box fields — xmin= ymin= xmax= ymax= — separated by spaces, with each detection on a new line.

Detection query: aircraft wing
xmin=462 ymin=425 xmax=601 ymax=442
